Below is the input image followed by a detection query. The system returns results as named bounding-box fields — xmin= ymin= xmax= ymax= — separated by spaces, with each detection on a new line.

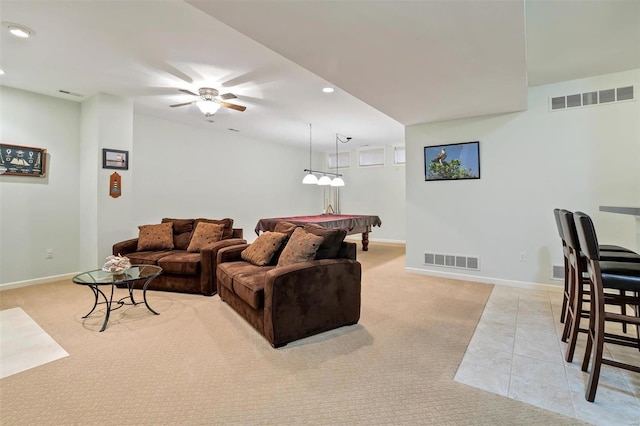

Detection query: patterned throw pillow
xmin=241 ymin=232 xmax=288 ymax=266
xmin=303 ymin=223 xmax=347 ymax=259
xmin=273 ymin=221 xmax=298 ymax=237
xmin=277 ymin=228 xmax=324 ymax=267
xmin=137 ymin=222 xmax=174 ymax=251
xmin=187 ymin=222 xmax=225 ymax=253
xmin=194 ymin=218 xmax=234 ymax=240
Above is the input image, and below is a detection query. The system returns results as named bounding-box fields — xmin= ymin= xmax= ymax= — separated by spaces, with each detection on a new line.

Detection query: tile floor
xmin=0 ymin=307 xmax=69 ymax=379
xmin=455 ymin=285 xmax=640 ymax=425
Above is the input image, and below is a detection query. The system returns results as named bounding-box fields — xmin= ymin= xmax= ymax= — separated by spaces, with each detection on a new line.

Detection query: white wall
xmin=333 ymin=146 xmax=406 ymax=243
xmin=129 ymin=114 xmax=321 ymax=244
xmin=406 ymin=69 xmax=640 ymax=288
xmin=0 ymin=86 xmax=81 ymax=284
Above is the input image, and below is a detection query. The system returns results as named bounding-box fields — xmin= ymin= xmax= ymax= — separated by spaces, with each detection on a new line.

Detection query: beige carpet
xmin=0 ymin=244 xmax=580 ymax=425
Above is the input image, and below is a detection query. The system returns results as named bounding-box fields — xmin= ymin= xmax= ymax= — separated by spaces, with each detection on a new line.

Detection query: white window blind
xmin=328 ymin=151 xmax=350 ymax=169
xmin=393 ymin=146 xmax=405 ymax=165
xmin=358 ymin=146 xmax=385 ymax=168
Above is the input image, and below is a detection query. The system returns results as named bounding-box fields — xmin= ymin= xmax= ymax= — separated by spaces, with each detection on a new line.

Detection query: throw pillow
xmin=273 ymin=221 xmax=298 ymax=237
xmin=137 ymin=222 xmax=174 ymax=251
xmin=277 ymin=227 xmax=324 ymax=267
xmin=269 ymin=221 xmax=300 ymax=265
xmin=194 ymin=218 xmax=234 ymax=240
xmin=303 ymin=223 xmax=347 ymax=259
xmin=241 ymin=232 xmax=288 ymax=266
xmin=187 ymin=222 xmax=225 ymax=252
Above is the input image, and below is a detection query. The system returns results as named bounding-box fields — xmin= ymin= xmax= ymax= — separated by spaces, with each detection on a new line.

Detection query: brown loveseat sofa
xmin=216 ymin=223 xmax=361 ymax=347
xmin=113 ymin=218 xmax=245 ymax=296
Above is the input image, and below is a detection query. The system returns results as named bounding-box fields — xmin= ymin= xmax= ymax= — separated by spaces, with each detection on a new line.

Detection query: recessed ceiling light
xmin=0 ymin=69 xmax=5 ymax=76
xmin=3 ymin=22 xmax=35 ymax=38
xmin=322 ymin=87 xmax=334 ymax=93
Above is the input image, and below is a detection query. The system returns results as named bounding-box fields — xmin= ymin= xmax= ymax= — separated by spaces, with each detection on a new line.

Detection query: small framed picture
xmin=102 ymin=149 xmax=128 ymax=170
xmin=424 ymin=141 xmax=480 ymax=181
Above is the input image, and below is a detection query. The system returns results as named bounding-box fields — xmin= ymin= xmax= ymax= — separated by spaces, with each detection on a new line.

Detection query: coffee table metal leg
xmin=99 ymin=284 xmax=116 ymax=332
xmin=82 ymin=285 xmax=101 ymax=318
xmin=142 ymin=276 xmax=159 ymax=315
xmin=127 ymin=281 xmax=137 ymax=305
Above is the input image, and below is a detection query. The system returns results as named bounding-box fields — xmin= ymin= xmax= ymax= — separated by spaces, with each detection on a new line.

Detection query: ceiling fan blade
xmin=178 ymin=89 xmax=198 ymax=96
xmin=170 ymin=101 xmax=195 ymax=108
xmin=221 ymin=102 xmax=246 ymax=112
xmin=219 ymin=93 xmax=237 ymax=100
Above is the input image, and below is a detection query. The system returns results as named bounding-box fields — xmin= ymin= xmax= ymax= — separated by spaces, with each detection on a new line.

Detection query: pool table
xmin=255 ymin=214 xmax=382 ymax=251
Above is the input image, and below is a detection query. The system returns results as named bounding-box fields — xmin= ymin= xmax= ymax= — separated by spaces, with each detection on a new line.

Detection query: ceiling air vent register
xmin=550 ymin=86 xmax=635 ymax=111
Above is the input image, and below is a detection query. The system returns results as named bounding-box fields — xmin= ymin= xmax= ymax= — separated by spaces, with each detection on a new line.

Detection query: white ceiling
xmin=1 ymin=0 xmax=638 ymax=151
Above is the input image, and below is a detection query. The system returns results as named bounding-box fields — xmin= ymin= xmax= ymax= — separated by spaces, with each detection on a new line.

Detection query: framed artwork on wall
xmin=424 ymin=141 xmax=480 ymax=181
xmin=0 ymin=143 xmax=47 ymax=177
xmin=102 ymin=149 xmax=128 ymax=170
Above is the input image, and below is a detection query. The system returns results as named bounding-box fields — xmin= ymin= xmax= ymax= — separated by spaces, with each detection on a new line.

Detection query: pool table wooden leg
xmin=362 ymin=232 xmax=369 ymax=251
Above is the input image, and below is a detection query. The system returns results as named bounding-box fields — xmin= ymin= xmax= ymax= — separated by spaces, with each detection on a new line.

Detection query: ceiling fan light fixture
xmin=196 ymin=100 xmax=220 ymax=115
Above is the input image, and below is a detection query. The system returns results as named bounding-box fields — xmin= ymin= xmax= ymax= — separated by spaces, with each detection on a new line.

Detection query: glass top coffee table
xmin=72 ymin=265 xmax=162 ymax=332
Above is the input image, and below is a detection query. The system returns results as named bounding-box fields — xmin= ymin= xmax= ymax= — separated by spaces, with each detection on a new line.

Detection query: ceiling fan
xmin=170 ymin=87 xmax=246 ymax=115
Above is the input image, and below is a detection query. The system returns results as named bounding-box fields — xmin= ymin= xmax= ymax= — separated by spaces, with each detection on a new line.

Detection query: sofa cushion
xmin=303 ymin=223 xmax=348 ymax=259
xmin=241 ymin=232 xmax=288 ymax=266
xmin=161 ymin=218 xmax=194 ymax=234
xmin=233 ymin=272 xmax=270 ymax=309
xmin=137 ymin=222 xmax=174 ymax=251
xmin=187 ymin=222 xmax=225 ymax=253
xmin=126 ymin=250 xmax=173 ymax=265
xmin=277 ymin=228 xmax=324 ymax=267
xmin=217 ymin=261 xmax=275 ymax=309
xmin=157 ymin=251 xmax=201 ymax=275
xmin=173 ymin=232 xmax=192 ymax=250
xmin=162 ymin=218 xmax=194 ymax=250
xmin=195 ymin=218 xmax=234 ymax=240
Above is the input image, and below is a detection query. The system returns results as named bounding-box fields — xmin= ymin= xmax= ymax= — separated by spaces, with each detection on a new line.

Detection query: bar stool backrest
xmin=573 ymin=212 xmax=601 ymax=262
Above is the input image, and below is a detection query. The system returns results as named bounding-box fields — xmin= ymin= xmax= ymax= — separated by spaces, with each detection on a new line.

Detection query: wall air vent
xmin=424 ymin=252 xmax=480 ymax=271
xmin=617 ymin=86 xmax=634 ymax=101
xmin=552 ymin=265 xmax=565 ymax=281
xmin=58 ymin=89 xmax=83 ymax=98
xmin=549 ymin=85 xmax=635 ymax=111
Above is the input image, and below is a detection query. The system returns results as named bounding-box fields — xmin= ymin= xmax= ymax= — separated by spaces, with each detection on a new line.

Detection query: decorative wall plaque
xmin=109 ymin=172 xmax=122 ymax=198
xmin=0 ymin=143 xmax=47 ymax=177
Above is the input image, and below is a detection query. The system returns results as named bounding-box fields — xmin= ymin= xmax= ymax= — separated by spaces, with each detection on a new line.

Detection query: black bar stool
xmin=573 ymin=211 xmax=640 ymax=402
xmin=555 ymin=209 xmax=639 ymax=342
xmin=557 ymin=210 xmax=640 ymax=353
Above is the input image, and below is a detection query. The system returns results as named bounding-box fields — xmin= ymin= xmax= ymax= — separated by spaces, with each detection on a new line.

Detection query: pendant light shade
xmin=317 ymin=175 xmax=332 ymax=186
xmin=302 ymin=173 xmax=319 ymax=184
xmin=330 ymin=177 xmax=345 ymax=187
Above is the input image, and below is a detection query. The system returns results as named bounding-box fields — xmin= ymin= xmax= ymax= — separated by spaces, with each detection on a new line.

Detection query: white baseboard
xmin=404 ymin=267 xmax=563 ymax=293
xmin=0 ymin=273 xmax=79 ymax=291
xmin=345 ymin=236 xmax=406 ymax=246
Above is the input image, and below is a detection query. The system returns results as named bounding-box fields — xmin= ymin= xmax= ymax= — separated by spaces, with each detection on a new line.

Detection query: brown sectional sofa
xmin=216 ymin=235 xmax=361 ymax=348
xmin=112 ymin=218 xmax=245 ymax=296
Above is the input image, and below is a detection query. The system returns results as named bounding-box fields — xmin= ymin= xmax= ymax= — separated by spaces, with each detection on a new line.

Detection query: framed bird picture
xmin=424 ymin=141 xmax=480 ymax=181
